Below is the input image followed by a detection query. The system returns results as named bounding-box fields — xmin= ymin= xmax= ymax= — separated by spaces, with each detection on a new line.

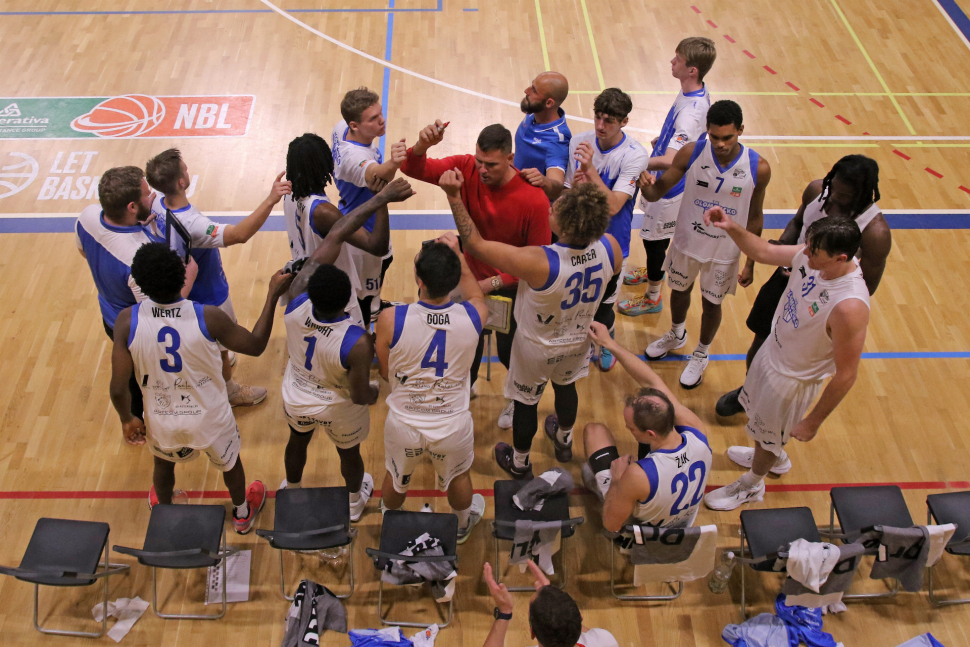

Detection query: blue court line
xmin=377 ymin=0 xmax=395 ymax=160
xmin=475 ymin=351 xmax=970 ymax=364
xmin=0 ymin=1 xmax=441 ymax=16
xmin=936 ymin=0 xmax=970 ymax=42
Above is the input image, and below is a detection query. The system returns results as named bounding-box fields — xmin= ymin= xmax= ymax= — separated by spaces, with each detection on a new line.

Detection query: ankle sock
xmin=556 ymin=425 xmax=573 ymax=446
xmin=234 ymin=501 xmax=249 ymax=518
xmin=512 ymin=449 xmax=530 ymax=470
xmin=671 ymin=321 xmax=686 ymax=338
xmin=740 ymin=470 xmax=764 ymax=489
xmin=647 ymin=284 xmax=661 ymax=300
xmin=695 ymin=342 xmax=710 ymax=357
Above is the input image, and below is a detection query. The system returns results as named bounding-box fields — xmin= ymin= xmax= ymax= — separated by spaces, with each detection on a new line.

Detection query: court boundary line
xmin=933 ymin=0 xmax=970 ymax=51
xmin=0 ymin=1 xmax=443 ymax=15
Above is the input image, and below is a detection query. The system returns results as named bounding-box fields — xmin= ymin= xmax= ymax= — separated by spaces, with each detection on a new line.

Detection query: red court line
xmin=960 ymin=186 xmax=970 ymax=195
xmin=706 ymin=19 xmax=718 ymax=27
xmin=691 ymin=5 xmax=702 ymax=13
xmin=835 ymin=115 xmax=851 ymax=125
xmin=926 ymin=167 xmax=944 ymax=178
xmin=785 ymin=81 xmax=800 ymax=91
xmin=809 ymin=98 xmax=825 ymax=108
xmin=893 ymin=149 xmax=912 ymax=160
xmin=724 ymin=34 xmax=736 ymax=43
xmin=742 ymin=49 xmax=756 ymax=58
xmin=763 ymin=65 xmax=777 ymax=75
xmin=2 ymin=481 xmax=967 ymax=500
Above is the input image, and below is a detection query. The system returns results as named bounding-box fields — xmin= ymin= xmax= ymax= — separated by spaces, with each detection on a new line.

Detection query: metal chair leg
xmin=152 ymin=526 xmax=228 ymax=620
xmin=925 ymin=509 xmax=970 ymax=605
xmin=278 ymin=537 xmax=356 ymax=601
xmin=486 ymin=332 xmax=492 ymax=381
xmin=829 ymin=500 xmax=899 ymax=601
xmin=377 ymin=577 xmax=453 ymax=628
xmin=608 ymin=535 xmax=683 ymax=601
xmin=740 ymin=526 xmax=748 ymax=621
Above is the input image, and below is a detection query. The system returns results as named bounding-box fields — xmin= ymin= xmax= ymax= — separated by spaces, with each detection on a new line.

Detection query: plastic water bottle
xmin=171 ymin=489 xmax=188 ymax=504
xmin=708 ymin=550 xmax=736 ymax=593
xmin=420 ymin=503 xmax=433 ymax=513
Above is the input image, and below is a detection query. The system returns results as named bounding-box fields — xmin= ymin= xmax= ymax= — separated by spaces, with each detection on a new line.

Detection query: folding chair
xmin=830 ymin=485 xmax=913 ymax=600
xmin=115 ymin=504 xmax=237 ymax=620
xmin=366 ymin=510 xmax=458 ymax=628
xmin=927 ymin=490 xmax=970 ymax=605
xmin=491 ymin=479 xmax=583 ymax=591
xmin=0 ymin=518 xmax=129 ymax=638
xmin=603 ymin=525 xmax=695 ymax=602
xmin=256 ymin=487 xmax=356 ymax=600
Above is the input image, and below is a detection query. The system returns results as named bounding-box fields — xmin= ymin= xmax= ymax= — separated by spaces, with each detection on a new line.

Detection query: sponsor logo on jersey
xmin=176 ymin=447 xmax=195 ymax=458
xmin=714 ymin=269 xmax=728 ymax=286
xmin=701 ymin=165 xmax=711 ymax=170
xmin=731 ymin=186 xmax=742 ymax=197
xmin=692 ymin=199 xmax=737 ymax=216
xmin=533 ymin=137 xmax=542 ymax=144
xmin=783 ymin=290 xmax=800 ymax=328
xmin=691 ymin=221 xmax=722 ymax=239
xmin=155 ymin=393 xmax=172 ymax=408
xmin=696 ymin=180 xmax=709 ymax=188
xmin=395 ymin=371 xmax=409 ymax=385
xmin=808 ymin=302 xmax=820 ymax=317
xmin=733 ymin=168 xmax=746 ymax=179
xmin=514 ymin=380 xmax=534 ymax=394
xmin=206 ymin=224 xmax=217 ymax=236
xmin=675 ymin=133 xmax=689 ymax=145
xmin=819 ymin=289 xmax=830 ymax=305
xmin=537 ymin=314 xmax=554 ymax=325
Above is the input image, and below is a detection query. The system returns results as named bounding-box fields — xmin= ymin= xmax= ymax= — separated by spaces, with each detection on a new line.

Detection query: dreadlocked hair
xmin=820 ymin=155 xmax=880 ymax=218
xmin=286 ymin=133 xmax=335 ymax=200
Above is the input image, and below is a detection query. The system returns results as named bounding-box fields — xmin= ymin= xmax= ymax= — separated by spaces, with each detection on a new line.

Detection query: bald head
xmin=535 ymin=71 xmax=569 ymax=107
xmin=521 ymin=72 xmax=570 ymax=116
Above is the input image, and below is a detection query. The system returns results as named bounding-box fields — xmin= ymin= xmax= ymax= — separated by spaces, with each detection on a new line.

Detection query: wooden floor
xmin=2 ymin=0 xmax=970 ymax=645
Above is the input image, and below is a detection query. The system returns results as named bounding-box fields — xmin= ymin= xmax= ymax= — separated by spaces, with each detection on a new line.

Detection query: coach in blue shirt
xmin=515 ymin=72 xmax=571 ymax=202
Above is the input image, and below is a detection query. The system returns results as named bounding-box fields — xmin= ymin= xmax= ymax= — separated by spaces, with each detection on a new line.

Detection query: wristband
xmin=493 ymin=607 xmax=513 ymax=621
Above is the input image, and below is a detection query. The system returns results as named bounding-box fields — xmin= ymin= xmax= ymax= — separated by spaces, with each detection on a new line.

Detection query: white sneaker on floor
xmin=497 ymin=400 xmax=514 ymax=430
xmin=679 ymin=351 xmax=709 ymax=389
xmin=704 ymin=477 xmax=765 ymax=511
xmin=456 ymin=493 xmax=486 ymax=544
xmin=726 ymin=446 xmax=792 ymax=475
xmin=645 ymin=329 xmax=687 ymax=360
xmin=349 ymin=473 xmax=374 ymax=522
xmin=228 ymin=382 xmax=267 ymax=407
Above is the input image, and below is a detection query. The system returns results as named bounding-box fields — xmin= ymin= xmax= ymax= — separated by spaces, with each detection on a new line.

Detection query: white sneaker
xmin=645 ymin=329 xmax=687 ymax=360
xmin=704 ymin=477 xmax=766 ymax=511
xmin=726 ymin=446 xmax=792 ymax=475
xmin=679 ymin=351 xmax=709 ymax=389
xmin=581 ymin=463 xmax=610 ymax=503
xmin=349 ymin=473 xmax=374 ymax=522
xmin=497 ymin=400 xmax=514 ymax=430
xmin=456 ymin=493 xmax=486 ymax=544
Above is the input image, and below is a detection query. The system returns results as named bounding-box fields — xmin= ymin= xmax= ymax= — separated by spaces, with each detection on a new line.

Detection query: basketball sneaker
xmin=497 ymin=400 xmax=515 ymax=430
xmin=618 ymin=295 xmax=663 ymax=316
xmin=715 ymin=386 xmax=745 ymax=417
xmin=456 ymin=494 xmax=486 ymax=545
xmin=704 ymin=477 xmax=765 ymax=511
xmin=232 ymin=480 xmax=267 ymax=534
xmin=148 ymin=485 xmax=158 ymax=510
xmin=623 ymin=266 xmax=650 ymax=285
xmin=726 ymin=447 xmax=792 ymax=475
xmin=228 ymin=382 xmax=267 ymax=408
xmin=349 ymin=473 xmax=374 ymax=522
xmin=645 ymin=329 xmax=686 ymax=360
xmin=598 ymin=346 xmax=616 ymax=371
xmin=494 ymin=443 xmax=534 ymax=480
xmin=679 ymin=351 xmax=709 ymax=389
xmin=543 ymin=414 xmax=573 ymax=463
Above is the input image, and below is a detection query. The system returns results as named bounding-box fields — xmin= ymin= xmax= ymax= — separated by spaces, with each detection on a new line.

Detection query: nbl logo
xmin=71 ymin=95 xmax=166 ymax=138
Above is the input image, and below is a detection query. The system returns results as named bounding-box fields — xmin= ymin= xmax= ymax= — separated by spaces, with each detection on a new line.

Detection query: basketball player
xmin=76 ymin=166 xmax=198 ymax=422
xmin=146 ymin=149 xmax=291 ymax=408
xmin=702 ymin=211 xmax=870 ymax=510
xmin=375 ymin=233 xmax=488 ymax=543
xmin=583 ymin=322 xmax=712 ymax=531
xmin=620 ymin=37 xmax=716 ymax=316
xmin=332 ymin=88 xmax=408 ymax=327
xmin=109 ymin=243 xmax=294 ymax=533
xmin=442 ymin=171 xmax=621 ymax=478
xmin=276 ymin=176 xmax=416 ymax=520
xmin=563 ymin=88 xmax=650 ymax=371
xmin=716 ymin=155 xmax=889 ymax=417
xmin=639 ymin=100 xmax=771 ymax=388
xmin=516 ymin=71 xmax=571 ymax=202
xmin=283 ymin=132 xmax=395 ymax=326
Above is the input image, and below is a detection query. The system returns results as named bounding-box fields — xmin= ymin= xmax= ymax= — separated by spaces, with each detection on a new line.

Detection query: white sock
xmin=695 ymin=342 xmax=710 ymax=357
xmin=671 ymin=321 xmax=686 ymax=338
xmin=349 ymin=490 xmax=360 ymax=503
xmin=512 ymin=449 xmax=530 ymax=470
xmin=285 ymin=480 xmax=302 ymax=489
xmin=777 ymin=450 xmax=789 ymax=464
xmin=647 ymin=284 xmax=661 ymax=300
xmin=739 ymin=470 xmax=764 ymax=489
xmin=556 ymin=425 xmax=573 ymax=446
xmin=455 ymin=506 xmax=472 ymax=529
xmin=234 ymin=501 xmax=249 ymax=518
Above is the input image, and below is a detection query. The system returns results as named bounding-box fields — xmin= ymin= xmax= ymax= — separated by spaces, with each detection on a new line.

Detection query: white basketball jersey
xmin=765 ymin=249 xmax=870 ymax=381
xmin=128 ymin=298 xmax=235 ymax=450
xmin=797 ymin=196 xmax=881 ymax=251
xmin=514 ymin=237 xmax=616 ymax=349
xmin=386 ymin=301 xmax=482 ymax=439
xmin=632 ymin=426 xmax=713 ymax=528
xmin=282 ymin=292 xmax=368 ymax=415
xmin=673 ymin=135 xmax=760 ymax=263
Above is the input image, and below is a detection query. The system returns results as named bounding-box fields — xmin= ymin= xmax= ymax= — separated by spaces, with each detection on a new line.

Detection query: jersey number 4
xmin=560 ymin=263 xmax=603 ymax=310
xmin=669 ymin=461 xmax=707 ymax=516
xmin=157 ymin=326 xmax=182 ymax=373
xmin=421 ymin=329 xmax=449 ymax=377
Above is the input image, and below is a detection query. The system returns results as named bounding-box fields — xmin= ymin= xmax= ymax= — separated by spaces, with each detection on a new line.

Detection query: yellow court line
xmin=754 ymin=143 xmax=881 ymax=148
xmin=895 ymin=143 xmax=970 ymax=148
xmin=812 ymin=92 xmax=970 ymax=97
xmin=533 ymin=0 xmax=550 ymax=72
xmin=571 ymin=90 xmax=798 ymax=95
xmin=578 ymin=0 xmax=605 ymax=91
xmin=825 ymin=0 xmax=917 ymax=135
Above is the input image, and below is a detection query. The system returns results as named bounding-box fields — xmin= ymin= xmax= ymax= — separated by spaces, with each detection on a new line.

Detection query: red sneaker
xmin=148 ymin=485 xmax=158 ymax=510
xmin=232 ymin=480 xmax=266 ymax=534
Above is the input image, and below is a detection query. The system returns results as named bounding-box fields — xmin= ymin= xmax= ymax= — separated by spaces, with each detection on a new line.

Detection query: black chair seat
xmin=374 ymin=510 xmax=458 ymax=569
xmin=928 ymin=491 xmax=970 ymax=556
xmin=831 ymin=486 xmax=913 ymax=541
xmin=269 ymin=487 xmax=351 ymax=551
xmin=141 ymin=505 xmax=225 ymax=569
xmin=741 ymin=507 xmax=820 ymax=572
xmin=18 ymin=518 xmax=109 ymax=587
xmin=493 ymin=480 xmax=575 ymax=541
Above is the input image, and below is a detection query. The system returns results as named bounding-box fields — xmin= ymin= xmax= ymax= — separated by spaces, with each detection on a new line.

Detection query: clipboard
xmin=164 ymin=208 xmax=193 ymax=263
xmin=485 ymin=295 xmax=513 ymax=334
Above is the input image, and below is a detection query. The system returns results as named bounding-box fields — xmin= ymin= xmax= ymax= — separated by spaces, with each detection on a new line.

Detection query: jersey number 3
xmin=157 ymin=327 xmax=183 ymax=373
xmin=421 ymin=329 xmax=449 ymax=377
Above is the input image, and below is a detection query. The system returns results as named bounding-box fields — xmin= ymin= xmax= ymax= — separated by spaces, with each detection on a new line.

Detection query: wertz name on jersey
xmin=303 ymin=317 xmax=334 ymax=336
xmin=151 ymin=306 xmax=181 ymax=318
xmin=570 ymin=248 xmax=597 ymax=266
xmin=427 ymin=313 xmax=450 ymax=325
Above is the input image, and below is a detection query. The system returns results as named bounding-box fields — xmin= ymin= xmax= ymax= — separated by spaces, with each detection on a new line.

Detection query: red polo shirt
xmin=400 ymin=150 xmax=551 ymax=286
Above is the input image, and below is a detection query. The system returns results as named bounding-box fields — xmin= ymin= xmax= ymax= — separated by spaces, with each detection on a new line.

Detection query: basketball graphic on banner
xmin=71 ymin=94 xmax=166 ymax=138
xmin=0 ymin=152 xmax=39 ymax=199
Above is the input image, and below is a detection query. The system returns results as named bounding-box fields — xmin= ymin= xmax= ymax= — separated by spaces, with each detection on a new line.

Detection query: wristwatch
xmin=493 ymin=607 xmax=513 ymax=621
xmin=491 ymin=276 xmax=502 ymax=291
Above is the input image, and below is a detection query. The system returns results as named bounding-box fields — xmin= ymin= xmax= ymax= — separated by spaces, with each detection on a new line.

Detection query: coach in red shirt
xmin=401 ymin=120 xmax=551 ymax=427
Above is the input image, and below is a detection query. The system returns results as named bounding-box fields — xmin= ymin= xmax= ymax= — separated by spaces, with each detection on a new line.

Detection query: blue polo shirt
xmin=514 ymin=108 xmax=571 ymax=178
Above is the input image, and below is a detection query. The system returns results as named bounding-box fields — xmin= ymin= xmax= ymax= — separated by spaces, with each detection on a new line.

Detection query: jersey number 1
xmin=421 ymin=329 xmax=449 ymax=377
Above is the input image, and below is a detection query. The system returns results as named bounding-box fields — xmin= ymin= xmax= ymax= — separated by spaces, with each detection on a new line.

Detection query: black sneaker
xmin=715 ymin=386 xmax=745 ymax=417
xmin=543 ymin=415 xmax=573 ymax=463
xmin=494 ymin=443 xmax=534 ymax=480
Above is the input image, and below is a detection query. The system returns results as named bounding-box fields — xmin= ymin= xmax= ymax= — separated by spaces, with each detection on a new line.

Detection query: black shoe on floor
xmin=543 ymin=415 xmax=573 ymax=463
xmin=494 ymin=442 xmax=534 ymax=480
xmin=715 ymin=386 xmax=745 ymax=417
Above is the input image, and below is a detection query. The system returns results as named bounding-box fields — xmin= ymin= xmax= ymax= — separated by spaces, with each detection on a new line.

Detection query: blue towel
xmin=774 ymin=594 xmax=837 ymax=647
xmin=349 ymin=628 xmax=414 ymax=647
xmin=722 ymin=613 xmax=791 ymax=647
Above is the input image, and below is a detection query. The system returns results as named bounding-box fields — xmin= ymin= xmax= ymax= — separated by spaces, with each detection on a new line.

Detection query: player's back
xmin=331 ymin=120 xmax=380 ymax=222
xmin=632 ymin=426 xmax=713 ymax=528
xmin=386 ymin=301 xmax=482 ymax=436
xmin=283 ymin=193 xmax=328 ymax=261
xmin=514 ymin=237 xmax=616 ymax=349
xmin=650 ymin=87 xmax=711 ymax=199
xmin=128 ymin=298 xmax=234 ymax=448
xmin=282 ymin=293 xmax=367 ymax=414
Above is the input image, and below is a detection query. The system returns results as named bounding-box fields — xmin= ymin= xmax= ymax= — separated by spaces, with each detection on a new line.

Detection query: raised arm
xmin=440 ymin=169 xmax=550 ymax=289
xmin=222 ymin=171 xmax=292 ymax=246
xmin=365 ymin=138 xmax=407 ymax=188
xmin=638 ymin=143 xmax=694 ymax=202
xmin=704 ymin=206 xmax=800 ymax=269
xmin=738 ymin=157 xmax=772 ymax=287
xmin=572 ymin=141 xmax=640 ymax=216
xmin=207 ymin=270 xmax=293 ymax=356
xmin=438 ymin=232 xmax=488 ymax=321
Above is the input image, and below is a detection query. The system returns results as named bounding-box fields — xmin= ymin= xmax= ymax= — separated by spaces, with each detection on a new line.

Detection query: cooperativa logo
xmin=0 ymin=103 xmax=21 ymax=117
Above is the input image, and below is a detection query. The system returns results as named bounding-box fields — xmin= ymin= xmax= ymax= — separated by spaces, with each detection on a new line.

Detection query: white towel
xmin=926 ymin=523 xmax=957 ymax=567
xmin=786 ymin=538 xmax=841 ymax=592
xmin=91 ymin=596 xmax=150 ymax=642
xmin=632 ymin=524 xmax=717 ymax=586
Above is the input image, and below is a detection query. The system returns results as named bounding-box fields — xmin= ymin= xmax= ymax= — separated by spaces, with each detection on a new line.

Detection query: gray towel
xmin=510 ymin=520 xmax=562 ymax=575
xmin=781 ymin=542 xmax=865 ymax=605
xmin=628 ymin=525 xmax=702 ymax=565
xmin=867 ymin=525 xmax=931 ymax=592
xmin=380 ymin=532 xmax=457 ymax=603
xmin=281 ymin=580 xmax=347 ymax=647
xmin=513 ymin=468 xmax=574 ymax=511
